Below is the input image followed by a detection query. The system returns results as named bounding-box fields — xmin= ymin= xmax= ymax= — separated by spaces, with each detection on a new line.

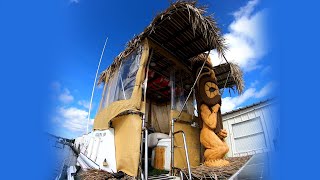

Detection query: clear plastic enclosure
xmin=100 ymin=47 xmax=142 ymax=110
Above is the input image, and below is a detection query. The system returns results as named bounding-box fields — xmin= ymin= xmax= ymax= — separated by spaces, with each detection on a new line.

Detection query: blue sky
xmin=47 ymin=0 xmax=277 ymax=139
xmin=3 ymin=0 xmax=320 ymax=179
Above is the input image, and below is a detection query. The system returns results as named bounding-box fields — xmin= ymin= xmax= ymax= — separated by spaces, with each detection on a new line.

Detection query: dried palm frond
xmin=77 ymin=169 xmax=134 ymax=180
xmin=191 ymin=54 xmax=245 ymax=94
xmin=98 ymin=1 xmax=226 ymax=85
xmin=180 ymin=155 xmax=251 ymax=180
xmin=229 ymin=63 xmax=244 ymax=94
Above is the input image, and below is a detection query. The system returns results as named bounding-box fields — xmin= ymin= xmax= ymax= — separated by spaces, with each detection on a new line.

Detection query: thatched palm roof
xmin=98 ymin=1 xmax=227 ymax=84
xmin=213 ymin=63 xmax=244 ymax=94
xmin=191 ymin=54 xmax=244 ymax=94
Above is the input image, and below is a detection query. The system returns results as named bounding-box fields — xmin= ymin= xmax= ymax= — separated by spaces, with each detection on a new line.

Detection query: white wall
xmin=222 ymin=100 xmax=279 ymax=157
xmin=74 ymin=130 xmax=117 ymax=172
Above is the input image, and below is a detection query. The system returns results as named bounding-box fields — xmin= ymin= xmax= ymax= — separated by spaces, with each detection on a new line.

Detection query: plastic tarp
xmin=172 ymin=73 xmax=195 ymax=116
xmin=170 ymin=70 xmax=201 ymax=169
xmin=102 ymin=47 xmax=142 ymax=108
xmin=174 ymin=122 xmax=201 ymax=168
xmin=175 ymin=95 xmax=194 ymax=115
xmin=146 ymin=102 xmax=171 ymax=134
xmin=94 ymin=41 xmax=149 ymax=130
xmin=100 ymin=49 xmax=141 ymax=109
xmin=112 ymin=114 xmax=142 ymax=177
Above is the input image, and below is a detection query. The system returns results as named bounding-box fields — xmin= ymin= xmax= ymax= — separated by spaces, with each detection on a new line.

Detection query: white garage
xmin=222 ymin=99 xmax=279 ymax=157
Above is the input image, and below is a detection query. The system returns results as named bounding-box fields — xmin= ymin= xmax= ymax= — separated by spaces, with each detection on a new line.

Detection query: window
xmin=171 ymin=71 xmax=195 ymax=116
xmin=101 ymin=47 xmax=142 ymax=109
xmin=232 ymin=117 xmax=267 ymax=153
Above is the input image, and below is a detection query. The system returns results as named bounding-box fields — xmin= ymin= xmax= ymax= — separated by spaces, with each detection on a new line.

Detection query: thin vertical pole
xmin=87 ymin=37 xmax=108 ymax=134
xmin=170 ymin=70 xmax=175 ymax=176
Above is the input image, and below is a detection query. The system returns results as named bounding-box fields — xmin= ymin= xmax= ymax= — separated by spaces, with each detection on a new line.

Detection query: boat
xmin=69 ymin=1 xmax=246 ymax=179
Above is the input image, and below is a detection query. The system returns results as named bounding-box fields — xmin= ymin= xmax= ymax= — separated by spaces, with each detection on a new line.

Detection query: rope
xmin=219 ymin=53 xmax=231 ymax=95
xmin=222 ymin=54 xmax=230 ymax=65
xmin=220 ymin=70 xmax=231 ymax=95
xmin=118 ymin=60 xmax=127 ymax=100
xmin=177 ymin=50 xmax=211 ymax=119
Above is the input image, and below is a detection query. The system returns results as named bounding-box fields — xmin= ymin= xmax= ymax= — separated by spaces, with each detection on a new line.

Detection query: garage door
xmin=232 ymin=117 xmax=267 ymax=153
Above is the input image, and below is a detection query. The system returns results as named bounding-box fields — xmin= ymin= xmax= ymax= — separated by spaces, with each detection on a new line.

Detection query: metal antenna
xmin=86 ymin=36 xmax=108 ymax=134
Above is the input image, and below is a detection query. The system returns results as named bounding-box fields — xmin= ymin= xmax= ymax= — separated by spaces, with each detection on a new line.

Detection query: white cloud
xmin=55 ymin=107 xmax=93 ymax=133
xmin=250 ymin=80 xmax=259 ymax=87
xmin=78 ymin=100 xmax=91 ymax=109
xmin=210 ymin=0 xmax=268 ymax=71
xmin=221 ymin=81 xmax=274 ymax=113
xmin=50 ymin=82 xmax=95 ymax=136
xmin=233 ymin=0 xmax=258 ymax=18
xmin=255 ymin=82 xmax=274 ymax=98
xmin=59 ymin=88 xmax=74 ymax=104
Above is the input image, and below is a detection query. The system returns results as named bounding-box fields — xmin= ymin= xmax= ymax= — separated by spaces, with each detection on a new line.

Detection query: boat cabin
xmin=76 ymin=2 xmax=243 ymax=179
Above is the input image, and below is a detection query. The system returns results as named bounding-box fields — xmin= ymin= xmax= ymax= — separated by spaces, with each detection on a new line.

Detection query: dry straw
xmin=98 ymin=1 xmax=227 ymax=85
xmin=180 ymin=155 xmax=251 ymax=179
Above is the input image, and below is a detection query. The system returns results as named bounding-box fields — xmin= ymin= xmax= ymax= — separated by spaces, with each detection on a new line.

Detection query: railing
xmin=234 ymin=148 xmax=269 ymax=157
xmin=170 ymin=118 xmax=192 ymax=179
xmin=173 ymin=130 xmax=192 ymax=180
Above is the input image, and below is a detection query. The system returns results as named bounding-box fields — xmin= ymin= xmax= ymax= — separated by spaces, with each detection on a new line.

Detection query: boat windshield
xmin=100 ymin=47 xmax=142 ymax=110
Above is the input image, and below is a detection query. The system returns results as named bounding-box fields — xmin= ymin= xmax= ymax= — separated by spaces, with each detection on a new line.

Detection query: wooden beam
xmin=161 ymin=25 xmax=191 ymax=44
xmin=175 ymin=35 xmax=203 ymax=52
xmin=147 ymin=38 xmax=192 ymax=74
